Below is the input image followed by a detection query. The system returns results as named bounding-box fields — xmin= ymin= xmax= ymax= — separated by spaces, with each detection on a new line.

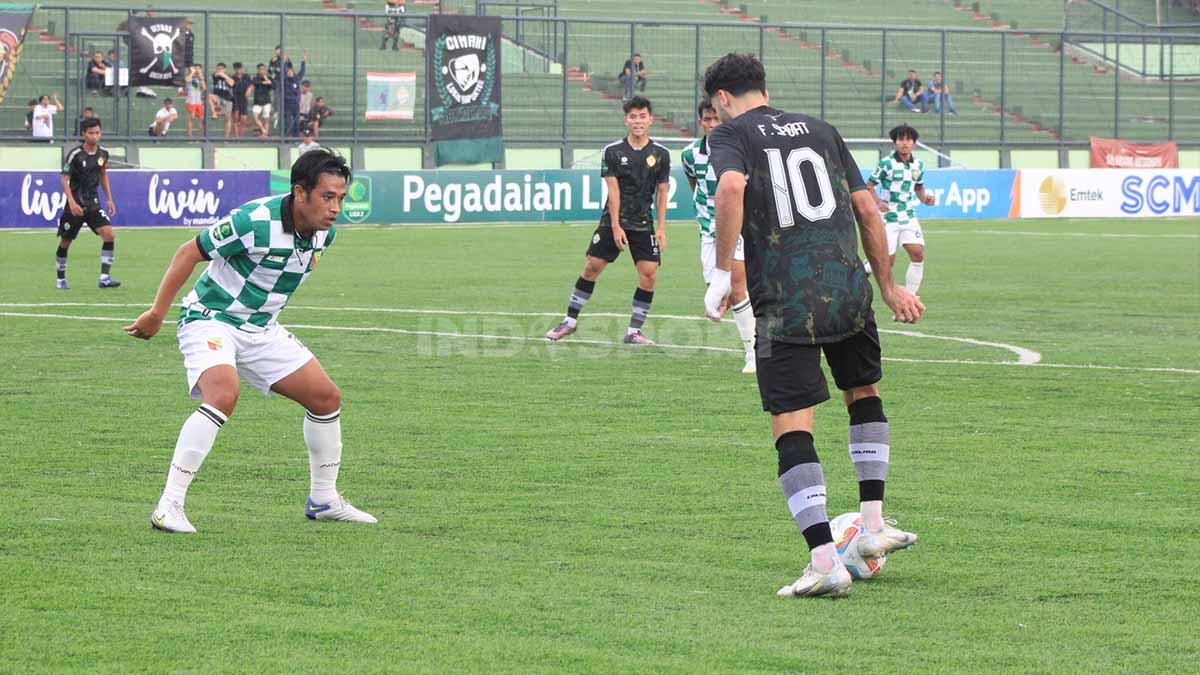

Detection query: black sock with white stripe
xmin=55 ymin=245 xmax=68 ymax=280
xmin=628 ymin=287 xmax=654 ymax=334
xmin=100 ymin=241 xmax=114 ymax=278
xmin=162 ymin=403 xmax=227 ymax=504
xmin=304 ymin=409 xmax=342 ymax=504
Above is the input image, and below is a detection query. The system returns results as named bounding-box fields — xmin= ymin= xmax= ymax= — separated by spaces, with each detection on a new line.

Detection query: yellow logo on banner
xmin=1038 ymin=175 xmax=1068 ymax=215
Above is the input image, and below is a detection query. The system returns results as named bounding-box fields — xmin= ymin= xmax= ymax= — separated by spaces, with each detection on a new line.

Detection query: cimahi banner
xmin=426 ymin=14 xmax=503 ymax=166
xmin=1015 ymin=169 xmax=1200 ymax=218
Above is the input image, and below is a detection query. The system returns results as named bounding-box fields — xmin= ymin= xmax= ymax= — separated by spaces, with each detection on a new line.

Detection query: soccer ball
xmin=831 ymin=512 xmax=887 ymax=580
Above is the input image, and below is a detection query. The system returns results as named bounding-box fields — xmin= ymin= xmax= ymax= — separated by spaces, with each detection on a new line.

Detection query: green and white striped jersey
xmin=870 ymin=152 xmax=925 ymax=224
xmin=179 ymin=194 xmax=336 ymax=331
xmin=681 ymin=136 xmax=717 ymax=238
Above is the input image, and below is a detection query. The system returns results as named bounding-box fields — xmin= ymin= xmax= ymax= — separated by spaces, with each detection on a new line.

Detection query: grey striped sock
xmin=629 ymin=287 xmax=654 ymax=331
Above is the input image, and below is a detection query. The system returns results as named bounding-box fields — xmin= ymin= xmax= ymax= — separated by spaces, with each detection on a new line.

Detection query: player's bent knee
xmin=843 ymin=384 xmax=880 ymax=406
xmin=308 ymin=385 xmax=341 ymax=415
xmin=908 ymin=249 xmax=925 ymax=263
xmin=203 ymin=388 xmax=240 ymax=417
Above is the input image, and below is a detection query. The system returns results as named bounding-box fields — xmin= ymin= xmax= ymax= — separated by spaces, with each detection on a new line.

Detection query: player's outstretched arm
xmin=851 ymin=190 xmax=924 ymax=324
xmin=124 ymin=240 xmax=206 ymax=340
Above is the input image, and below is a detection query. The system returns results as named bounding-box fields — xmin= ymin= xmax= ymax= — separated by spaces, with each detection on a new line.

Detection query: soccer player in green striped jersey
xmin=683 ymin=97 xmax=756 ymax=373
xmin=865 ymin=124 xmax=935 ymax=294
xmin=125 ymin=150 xmax=377 ymax=533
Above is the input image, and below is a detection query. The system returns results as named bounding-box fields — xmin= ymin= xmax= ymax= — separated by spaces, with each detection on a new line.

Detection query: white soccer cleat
xmin=777 ymin=559 xmax=852 ymax=598
xmin=741 ymin=352 xmax=756 ymax=374
xmin=150 ymin=498 xmax=197 ymax=534
xmin=304 ymin=495 xmax=378 ymax=524
xmin=857 ymin=519 xmax=918 ymax=560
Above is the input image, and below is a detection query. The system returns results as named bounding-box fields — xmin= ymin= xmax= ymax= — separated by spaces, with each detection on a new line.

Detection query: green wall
xmin=213 ymin=146 xmax=277 ymax=170
xmin=140 ymin=147 xmax=203 ymax=170
xmin=0 ymin=144 xmax=61 ymax=170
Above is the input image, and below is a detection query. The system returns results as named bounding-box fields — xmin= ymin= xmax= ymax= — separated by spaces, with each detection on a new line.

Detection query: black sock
xmin=55 ymin=245 xmax=69 ymax=280
xmin=100 ymin=241 xmax=114 ymax=276
xmin=629 ymin=287 xmax=654 ymax=332
xmin=777 ymin=431 xmax=833 ymax=550
xmin=566 ymin=277 xmax=595 ymax=320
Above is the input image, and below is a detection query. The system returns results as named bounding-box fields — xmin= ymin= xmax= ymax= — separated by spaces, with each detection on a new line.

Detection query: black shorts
xmin=585 ymin=226 xmax=660 ymax=264
xmin=755 ymin=317 xmax=883 ymax=414
xmin=232 ymin=98 xmax=248 ymax=115
xmin=57 ymin=206 xmax=112 ymax=239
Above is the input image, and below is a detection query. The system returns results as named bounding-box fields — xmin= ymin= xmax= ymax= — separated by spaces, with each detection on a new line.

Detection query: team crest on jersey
xmin=97 ymin=157 xmax=105 ymax=166
xmin=215 ymin=221 xmax=233 ymax=240
xmin=207 ymin=338 xmax=223 ymax=351
xmin=646 ymin=155 xmax=657 ymax=168
xmin=308 ymin=252 xmax=322 ymax=270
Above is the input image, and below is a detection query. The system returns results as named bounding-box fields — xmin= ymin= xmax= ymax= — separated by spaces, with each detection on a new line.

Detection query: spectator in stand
xmin=209 ymin=62 xmax=235 ymax=137
xmin=251 ymin=63 xmax=274 ymax=137
xmin=297 ymin=127 xmax=321 ymax=155
xmin=922 ymin=71 xmax=958 ymax=115
xmin=184 ymin=64 xmax=206 ymax=137
xmin=282 ymin=54 xmax=308 ymax=137
xmin=76 ymin=106 xmax=96 ymax=136
xmin=381 ymin=0 xmax=407 ymax=50
xmin=298 ymin=80 xmax=314 ymax=129
xmin=267 ymin=45 xmax=292 ymax=82
xmin=181 ymin=19 xmax=195 ymax=68
xmin=85 ymin=51 xmax=109 ymax=94
xmin=230 ymin=62 xmax=253 ymax=139
xmin=31 ymin=93 xmax=63 ymax=142
xmin=24 ymin=98 xmax=37 ymax=134
xmin=619 ymin=53 xmax=647 ymax=101
xmin=307 ymin=96 xmax=334 ymax=139
xmin=149 ymin=98 xmax=178 ymax=137
xmin=892 ymin=70 xmax=925 ymax=112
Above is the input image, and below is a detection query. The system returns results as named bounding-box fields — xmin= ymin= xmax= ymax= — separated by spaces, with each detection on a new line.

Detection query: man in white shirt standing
xmin=32 ymin=93 xmax=63 ymax=142
xmin=149 ymin=98 xmax=179 ymax=137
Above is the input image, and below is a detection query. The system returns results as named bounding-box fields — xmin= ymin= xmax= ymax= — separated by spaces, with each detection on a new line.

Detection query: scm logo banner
xmin=1018 ymin=169 xmax=1200 ymax=218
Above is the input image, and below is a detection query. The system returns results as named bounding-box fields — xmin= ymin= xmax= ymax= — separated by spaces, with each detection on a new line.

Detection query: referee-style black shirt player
xmin=544 ymin=95 xmax=671 ymax=345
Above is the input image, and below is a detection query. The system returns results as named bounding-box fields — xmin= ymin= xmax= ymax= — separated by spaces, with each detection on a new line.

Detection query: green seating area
xmin=0 ymin=0 xmax=1194 ymax=167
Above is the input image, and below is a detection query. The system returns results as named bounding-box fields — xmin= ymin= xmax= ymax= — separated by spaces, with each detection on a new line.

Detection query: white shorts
xmin=253 ymin=103 xmax=272 ymax=118
xmin=699 ymin=234 xmax=745 ymax=283
xmin=177 ymin=319 xmax=314 ymax=400
xmin=886 ymin=218 xmax=925 ymax=255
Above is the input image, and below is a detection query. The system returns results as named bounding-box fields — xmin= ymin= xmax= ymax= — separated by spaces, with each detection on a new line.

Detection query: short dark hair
xmin=934 ymin=71 xmax=941 ymax=76
xmin=27 ymin=98 xmax=36 ymax=106
xmin=622 ymin=95 xmax=652 ymax=114
xmin=232 ymin=61 xmax=243 ymax=69
xmin=889 ymin=124 xmax=919 ymax=142
xmin=908 ymin=69 xmax=917 ymax=73
xmin=216 ymin=62 xmax=226 ymax=68
xmin=256 ymin=62 xmax=265 ymax=69
xmin=291 ymin=149 xmax=351 ymax=193
xmin=697 ymin=96 xmax=715 ymax=118
xmin=80 ymin=117 xmax=102 ymax=132
xmin=703 ymin=53 xmax=766 ymax=98
xmin=315 ymin=96 xmax=325 ymax=102
xmin=163 ymin=97 xmax=174 ymax=104
xmin=83 ymin=106 xmax=94 ymax=112
xmin=301 ymin=79 xmax=311 ymax=86
xmin=633 ymin=53 xmax=641 ymax=57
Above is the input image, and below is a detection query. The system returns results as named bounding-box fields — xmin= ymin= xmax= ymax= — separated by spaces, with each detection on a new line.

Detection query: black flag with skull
xmin=128 ymin=16 xmax=187 ymax=87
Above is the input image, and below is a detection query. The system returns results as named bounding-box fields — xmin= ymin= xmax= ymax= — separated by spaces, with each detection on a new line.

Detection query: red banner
xmin=1090 ymin=136 xmax=1179 ymax=169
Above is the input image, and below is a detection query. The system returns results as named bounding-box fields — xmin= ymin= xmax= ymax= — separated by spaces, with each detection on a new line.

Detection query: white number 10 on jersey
xmin=764 ymin=147 xmax=836 ymax=227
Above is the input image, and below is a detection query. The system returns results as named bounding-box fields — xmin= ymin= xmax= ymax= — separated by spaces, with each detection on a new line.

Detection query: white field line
xmin=933 ymin=230 xmax=1199 ymax=239
xmin=1 ymin=306 xmax=1196 ymax=375
xmin=0 ymin=302 xmax=1040 ymax=364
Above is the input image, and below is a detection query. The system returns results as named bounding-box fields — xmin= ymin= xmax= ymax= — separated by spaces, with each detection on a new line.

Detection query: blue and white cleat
xmin=150 ymin=498 xmax=197 ymax=534
xmin=304 ymin=495 xmax=377 ymax=524
xmin=98 ymin=277 xmax=122 ymax=289
xmin=56 ymin=279 xmax=70 ymax=290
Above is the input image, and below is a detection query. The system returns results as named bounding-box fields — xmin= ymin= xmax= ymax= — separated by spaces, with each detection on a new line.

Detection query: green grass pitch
xmin=1 ymin=217 xmax=1197 ymax=672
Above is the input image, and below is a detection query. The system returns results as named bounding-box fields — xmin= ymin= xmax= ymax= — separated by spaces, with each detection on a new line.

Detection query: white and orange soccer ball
xmin=831 ymin=512 xmax=887 ymax=580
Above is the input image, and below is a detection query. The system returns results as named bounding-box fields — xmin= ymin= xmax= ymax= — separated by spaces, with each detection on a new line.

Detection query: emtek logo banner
xmin=1017 ymin=169 xmax=1200 ymax=218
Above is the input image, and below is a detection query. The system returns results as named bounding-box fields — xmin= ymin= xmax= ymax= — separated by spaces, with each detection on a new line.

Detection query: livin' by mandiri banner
xmin=0 ymin=171 xmax=270 ymax=228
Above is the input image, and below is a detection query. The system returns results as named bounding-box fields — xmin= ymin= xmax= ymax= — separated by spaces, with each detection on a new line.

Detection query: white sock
xmin=811 ymin=542 xmax=838 ymax=573
xmin=161 ymin=404 xmax=226 ymax=504
xmin=862 ymin=259 xmax=872 ymax=276
xmin=304 ymin=409 xmax=342 ymax=504
xmin=732 ymin=298 xmax=756 ymax=356
xmin=905 ymin=261 xmax=924 ymax=294
xmin=563 ymin=316 xmax=577 ymax=327
xmin=861 ymin=500 xmax=884 ymax=533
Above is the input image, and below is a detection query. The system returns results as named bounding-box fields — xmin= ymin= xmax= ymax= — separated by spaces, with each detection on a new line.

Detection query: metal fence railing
xmin=3 ymin=5 xmax=1197 ymax=154
xmin=1065 ymin=0 xmax=1200 ymax=78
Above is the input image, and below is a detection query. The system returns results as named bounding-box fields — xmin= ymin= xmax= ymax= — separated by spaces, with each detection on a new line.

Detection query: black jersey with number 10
xmin=707 ymin=105 xmax=872 ymax=345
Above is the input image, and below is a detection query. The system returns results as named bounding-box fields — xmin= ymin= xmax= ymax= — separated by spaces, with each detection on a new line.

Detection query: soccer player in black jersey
xmin=702 ymin=54 xmax=924 ymax=597
xmin=546 ymin=96 xmax=670 ymax=345
xmin=56 ymin=117 xmax=120 ymax=290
